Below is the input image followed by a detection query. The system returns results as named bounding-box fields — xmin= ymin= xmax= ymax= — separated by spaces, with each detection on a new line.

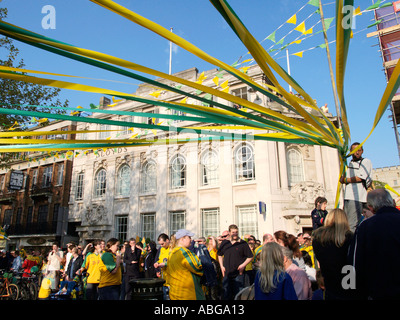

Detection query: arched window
xmin=169 ymin=154 xmax=186 ymax=189
xmin=287 ymin=148 xmax=305 ymax=186
xmin=141 ymin=160 xmax=157 ymax=193
xmin=94 ymin=168 xmax=107 ymax=198
xmin=116 ymin=164 xmax=130 ymax=196
xmin=234 ymin=143 xmax=255 ymax=182
xmin=201 ymin=149 xmax=219 ymax=186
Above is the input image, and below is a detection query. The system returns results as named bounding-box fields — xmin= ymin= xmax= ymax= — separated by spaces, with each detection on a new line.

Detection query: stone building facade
xmin=68 ymin=65 xmax=341 ymax=244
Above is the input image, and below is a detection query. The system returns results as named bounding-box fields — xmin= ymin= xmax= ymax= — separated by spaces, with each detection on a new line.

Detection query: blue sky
xmin=1 ymin=0 xmax=398 ymax=169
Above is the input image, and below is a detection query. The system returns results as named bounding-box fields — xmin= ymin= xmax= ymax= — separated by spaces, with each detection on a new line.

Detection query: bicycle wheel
xmin=27 ymin=282 xmax=38 ymax=300
xmin=18 ymin=283 xmax=29 ymax=300
xmin=6 ymin=284 xmax=19 ymax=300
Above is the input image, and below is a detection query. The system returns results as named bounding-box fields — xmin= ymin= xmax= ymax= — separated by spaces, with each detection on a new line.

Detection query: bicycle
xmin=13 ymin=271 xmax=38 ymax=300
xmin=0 ymin=270 xmax=19 ymax=300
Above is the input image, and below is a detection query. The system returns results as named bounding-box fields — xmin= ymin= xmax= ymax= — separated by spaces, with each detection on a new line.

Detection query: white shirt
xmin=344 ymin=157 xmax=372 ymax=202
xmin=47 ymin=250 xmax=64 ymax=271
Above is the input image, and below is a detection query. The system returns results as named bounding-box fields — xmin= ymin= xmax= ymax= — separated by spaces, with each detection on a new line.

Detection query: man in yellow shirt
xmin=167 ymin=229 xmax=205 ymax=300
xmin=154 ymin=233 xmax=171 ymax=299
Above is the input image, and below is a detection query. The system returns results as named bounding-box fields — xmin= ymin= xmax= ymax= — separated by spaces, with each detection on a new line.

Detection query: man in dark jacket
xmin=123 ymin=238 xmax=142 ymax=299
xmin=351 ymin=188 xmax=400 ymax=299
xmin=144 ymin=241 xmax=158 ymax=278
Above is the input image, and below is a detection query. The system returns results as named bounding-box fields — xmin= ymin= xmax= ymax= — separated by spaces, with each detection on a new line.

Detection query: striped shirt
xmin=166 ymin=246 xmax=205 ymax=300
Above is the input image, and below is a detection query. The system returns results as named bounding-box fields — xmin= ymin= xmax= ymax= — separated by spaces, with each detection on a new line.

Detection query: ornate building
xmin=68 ymin=65 xmax=341 ymax=244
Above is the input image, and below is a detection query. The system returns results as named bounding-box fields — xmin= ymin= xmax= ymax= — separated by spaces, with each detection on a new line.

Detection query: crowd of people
xmin=1 ymin=189 xmax=399 ymax=300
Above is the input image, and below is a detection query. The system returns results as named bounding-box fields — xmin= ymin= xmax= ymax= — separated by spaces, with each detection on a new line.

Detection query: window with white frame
xmin=201 ymin=208 xmax=220 ymax=237
xmin=99 ymin=124 xmax=111 ymax=140
xmin=42 ymin=166 xmax=53 ymax=187
xmin=141 ymin=213 xmax=156 ymax=241
xmin=286 ymin=148 xmax=305 ymax=186
xmin=0 ymin=175 xmax=5 ymax=192
xmin=141 ymin=160 xmax=157 ymax=193
xmin=116 ymin=164 xmax=130 ymax=197
xmin=234 ymin=143 xmax=255 ymax=182
xmin=236 ymin=205 xmax=258 ymax=238
xmin=169 ymin=211 xmax=186 ymax=235
xmin=32 ymin=169 xmax=38 ymax=186
xmin=170 ymin=108 xmax=186 ymax=124
xmin=76 ymin=171 xmax=84 ymax=200
xmin=201 ymin=149 xmax=219 ymax=186
xmin=169 ymin=154 xmax=186 ymax=189
xmin=231 ymin=87 xmax=248 ymax=109
xmin=56 ymin=163 xmax=64 ymax=185
xmin=120 ymin=116 xmax=133 ymax=135
xmin=94 ymin=168 xmax=107 ymax=198
xmin=115 ymin=215 xmax=128 ymax=243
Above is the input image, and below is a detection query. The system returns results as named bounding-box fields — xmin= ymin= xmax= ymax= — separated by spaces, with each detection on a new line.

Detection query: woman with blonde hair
xmin=312 ymin=208 xmax=355 ymax=300
xmin=254 ymin=242 xmax=297 ymax=300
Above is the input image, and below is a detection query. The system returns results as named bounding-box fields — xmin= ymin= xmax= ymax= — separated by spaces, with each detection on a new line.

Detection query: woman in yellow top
xmin=166 ymin=229 xmax=205 ymax=300
xmin=80 ymin=239 xmax=103 ymax=300
xmin=98 ymin=238 xmax=122 ymax=300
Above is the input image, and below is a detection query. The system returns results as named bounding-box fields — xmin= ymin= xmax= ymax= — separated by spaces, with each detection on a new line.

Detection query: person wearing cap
xmin=301 ymin=234 xmax=315 ymax=268
xmin=166 ymin=229 xmax=205 ymax=300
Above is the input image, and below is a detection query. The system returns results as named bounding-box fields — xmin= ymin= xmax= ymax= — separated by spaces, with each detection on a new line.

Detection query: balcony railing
xmin=7 ymin=222 xmax=58 ymax=236
xmin=0 ymin=190 xmax=17 ymax=204
xmin=30 ymin=183 xmax=53 ymax=199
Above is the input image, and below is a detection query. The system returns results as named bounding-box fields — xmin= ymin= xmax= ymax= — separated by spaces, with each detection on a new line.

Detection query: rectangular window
xmin=0 ymin=175 xmax=4 ymax=192
xmin=169 ymin=211 xmax=186 ymax=236
xmin=42 ymin=166 xmax=53 ymax=187
xmin=141 ymin=213 xmax=156 ymax=241
xmin=115 ymin=215 xmax=128 ymax=243
xmin=99 ymin=124 xmax=111 ymax=140
xmin=121 ymin=116 xmax=133 ymax=135
xmin=76 ymin=172 xmax=84 ymax=200
xmin=15 ymin=207 xmax=23 ymax=233
xmin=52 ymin=204 xmax=60 ymax=233
xmin=236 ymin=205 xmax=258 ymax=238
xmin=32 ymin=169 xmax=38 ymax=186
xmin=231 ymin=87 xmax=248 ymax=109
xmin=38 ymin=205 xmax=48 ymax=233
xmin=3 ymin=209 xmax=13 ymax=226
xmin=56 ymin=163 xmax=64 ymax=185
xmin=201 ymin=208 xmax=220 ymax=237
xmin=26 ymin=206 xmax=33 ymax=233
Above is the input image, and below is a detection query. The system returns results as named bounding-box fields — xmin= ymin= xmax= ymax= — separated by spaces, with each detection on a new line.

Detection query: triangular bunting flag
xmin=308 ymin=0 xmax=319 ymax=7
xmin=220 ymin=79 xmax=229 ymax=89
xmin=293 ymin=51 xmax=304 ymax=58
xmin=266 ymin=31 xmax=276 ymax=43
xmin=304 ymin=27 xmax=313 ymax=35
xmin=353 ymin=7 xmax=362 ymax=16
xmin=324 ymin=17 xmax=335 ymax=29
xmin=213 ymin=76 xmax=219 ymax=86
xmin=290 ymin=39 xmax=302 ymax=45
xmin=294 ymin=21 xmax=306 ymax=34
xmin=287 ymin=14 xmax=297 ymax=25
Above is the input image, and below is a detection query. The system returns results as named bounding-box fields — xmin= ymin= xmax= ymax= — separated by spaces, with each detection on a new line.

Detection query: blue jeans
xmin=98 ymin=285 xmax=121 ymax=300
xmin=222 ymin=274 xmax=244 ymax=300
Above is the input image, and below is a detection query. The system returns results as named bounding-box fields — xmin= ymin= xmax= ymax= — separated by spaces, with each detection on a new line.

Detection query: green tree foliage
xmin=0 ymin=7 xmax=68 ymax=167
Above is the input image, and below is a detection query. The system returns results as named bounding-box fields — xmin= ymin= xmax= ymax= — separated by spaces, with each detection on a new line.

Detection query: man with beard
xmin=217 ymin=224 xmax=253 ymax=300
